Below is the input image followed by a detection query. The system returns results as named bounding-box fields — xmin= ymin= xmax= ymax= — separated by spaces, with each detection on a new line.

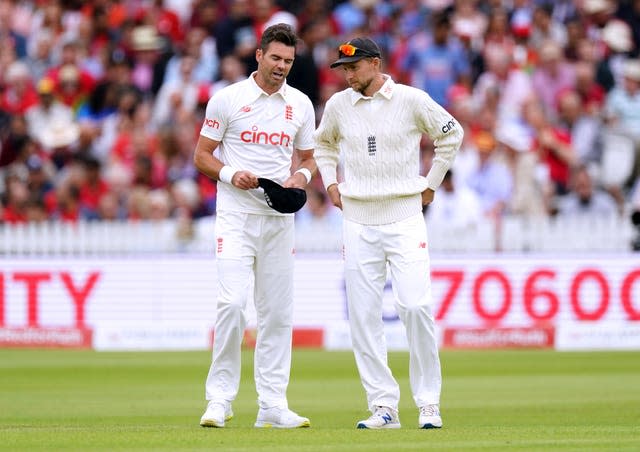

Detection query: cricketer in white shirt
xmin=195 ymin=53 xmax=315 ymax=426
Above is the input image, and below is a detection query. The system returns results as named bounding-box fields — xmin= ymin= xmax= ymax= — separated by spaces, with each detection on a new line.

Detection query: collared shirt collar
xmin=248 ymin=71 xmax=289 ymax=101
xmin=349 ymin=74 xmax=395 ymax=105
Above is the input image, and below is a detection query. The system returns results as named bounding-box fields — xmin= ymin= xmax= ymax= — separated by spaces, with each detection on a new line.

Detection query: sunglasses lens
xmin=339 ymin=44 xmax=356 ymax=56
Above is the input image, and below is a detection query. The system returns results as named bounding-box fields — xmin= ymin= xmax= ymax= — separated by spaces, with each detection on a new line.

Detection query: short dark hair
xmin=260 ymin=23 xmax=297 ymax=51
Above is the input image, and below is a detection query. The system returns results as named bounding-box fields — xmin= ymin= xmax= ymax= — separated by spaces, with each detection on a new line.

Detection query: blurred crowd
xmin=1 ymin=0 xmax=640 ymax=239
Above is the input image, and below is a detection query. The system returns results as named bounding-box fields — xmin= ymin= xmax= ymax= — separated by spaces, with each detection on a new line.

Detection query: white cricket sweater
xmin=314 ymin=76 xmax=464 ymax=225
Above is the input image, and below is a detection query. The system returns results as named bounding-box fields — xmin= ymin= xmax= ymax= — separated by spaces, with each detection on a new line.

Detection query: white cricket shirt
xmin=200 ymin=73 xmax=315 ymax=215
xmin=314 ymin=75 xmax=464 ymax=225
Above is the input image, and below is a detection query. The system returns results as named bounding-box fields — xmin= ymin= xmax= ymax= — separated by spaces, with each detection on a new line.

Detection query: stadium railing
xmin=0 ymin=214 xmax=635 ymax=255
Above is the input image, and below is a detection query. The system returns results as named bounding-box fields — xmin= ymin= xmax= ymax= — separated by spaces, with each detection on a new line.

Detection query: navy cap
xmin=258 ymin=178 xmax=307 ymax=214
xmin=330 ymin=37 xmax=382 ymax=68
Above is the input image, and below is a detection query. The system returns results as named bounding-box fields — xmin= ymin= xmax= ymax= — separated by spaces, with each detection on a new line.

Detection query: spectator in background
xmin=1 ymin=170 xmax=29 ymax=223
xmin=170 ymin=177 xmax=202 ymax=219
xmin=25 ymin=77 xmax=76 ymax=148
xmin=162 ymin=26 xmax=218 ymax=87
xmin=466 ymin=130 xmax=513 ymax=219
xmin=531 ymin=40 xmax=575 ymax=121
xmin=48 ymin=168 xmax=85 ymax=223
xmin=141 ymin=0 xmax=184 ymax=45
xmin=523 ymin=98 xmax=576 ymax=200
xmin=597 ymin=19 xmax=635 ymax=92
xmin=402 ymin=12 xmax=470 ymax=109
xmin=148 ymin=187 xmax=172 ymax=221
xmin=38 ymin=117 xmax=81 ymax=170
xmin=496 ymin=121 xmax=547 ymax=218
xmin=152 ymin=55 xmax=200 ymax=128
xmin=128 ymin=25 xmax=166 ymax=95
xmin=56 ymin=64 xmax=92 ymax=113
xmin=1 ymin=61 xmax=39 ymax=115
xmin=25 ymin=154 xmax=55 ymax=203
xmin=557 ymin=165 xmax=619 ymax=217
xmin=557 ymin=89 xmax=603 ymax=174
xmin=286 ymin=20 xmax=321 ymax=107
xmin=0 ymin=116 xmax=30 ymax=169
xmin=24 ymin=193 xmax=48 ymax=222
xmin=126 ymin=185 xmax=152 ymax=220
xmin=331 ymin=0 xmax=380 ymax=36
xmin=253 ymin=0 xmax=298 ymax=36
xmin=425 ymin=169 xmax=482 ymax=231
xmin=618 ymin=0 xmax=640 ymax=56
xmin=472 ymin=44 xmax=533 ymax=124
xmin=213 ymin=0 xmax=255 ymax=67
xmin=451 ymin=0 xmax=487 ymax=51
xmin=603 ymin=58 xmax=640 ymax=191
xmin=78 ymin=156 xmax=110 ymax=220
xmin=209 ymin=54 xmax=246 ymax=96
xmin=0 ymin=0 xmax=27 ymax=59
xmin=482 ymin=7 xmax=515 ymax=61
xmin=574 ymin=60 xmax=606 ymax=115
xmin=530 ymin=2 xmax=568 ymax=49
xmin=45 ymin=39 xmax=96 ymax=105
xmin=24 ymin=29 xmax=55 ymax=83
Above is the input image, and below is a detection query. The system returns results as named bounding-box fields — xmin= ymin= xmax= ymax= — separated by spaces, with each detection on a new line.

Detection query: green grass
xmin=1 ymin=349 xmax=639 ymax=451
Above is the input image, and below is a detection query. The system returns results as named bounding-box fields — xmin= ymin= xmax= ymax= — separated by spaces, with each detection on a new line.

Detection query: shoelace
xmin=420 ymin=405 xmax=439 ymax=417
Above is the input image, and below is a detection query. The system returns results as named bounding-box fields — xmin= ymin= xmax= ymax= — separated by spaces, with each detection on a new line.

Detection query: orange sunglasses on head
xmin=338 ymin=43 xmax=378 ymax=58
xmin=338 ymin=44 xmax=359 ymax=56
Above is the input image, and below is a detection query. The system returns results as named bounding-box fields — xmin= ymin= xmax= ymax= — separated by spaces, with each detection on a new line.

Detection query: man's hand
xmin=422 ymin=188 xmax=435 ymax=206
xmin=231 ymin=170 xmax=259 ymax=190
xmin=283 ymin=171 xmax=307 ymax=189
xmin=327 ymin=183 xmax=342 ymax=210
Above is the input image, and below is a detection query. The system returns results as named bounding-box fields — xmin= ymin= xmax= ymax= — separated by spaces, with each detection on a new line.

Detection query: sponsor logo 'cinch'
xmin=441 ymin=119 xmax=456 ymax=133
xmin=241 ymin=125 xmax=291 ymax=147
xmin=203 ymin=118 xmax=220 ymax=129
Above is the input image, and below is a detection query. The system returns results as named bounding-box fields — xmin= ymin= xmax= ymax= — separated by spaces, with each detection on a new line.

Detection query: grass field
xmin=1 ymin=349 xmax=639 ymax=451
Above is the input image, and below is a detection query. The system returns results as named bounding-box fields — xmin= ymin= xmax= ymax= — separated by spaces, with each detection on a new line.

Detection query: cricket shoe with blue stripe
xmin=419 ymin=404 xmax=443 ymax=429
xmin=200 ymin=401 xmax=233 ymax=428
xmin=357 ymin=406 xmax=401 ymax=429
xmin=254 ymin=407 xmax=311 ymax=428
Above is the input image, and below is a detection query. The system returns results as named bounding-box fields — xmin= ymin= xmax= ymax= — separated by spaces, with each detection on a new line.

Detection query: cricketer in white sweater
xmin=314 ymin=75 xmax=464 ymax=225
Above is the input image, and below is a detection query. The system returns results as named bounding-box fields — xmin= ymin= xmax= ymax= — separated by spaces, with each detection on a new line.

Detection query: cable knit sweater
xmin=314 ymin=75 xmax=464 ymax=225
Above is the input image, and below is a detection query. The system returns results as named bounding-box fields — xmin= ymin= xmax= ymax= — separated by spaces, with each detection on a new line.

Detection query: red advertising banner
xmin=0 ymin=255 xmax=638 ymax=350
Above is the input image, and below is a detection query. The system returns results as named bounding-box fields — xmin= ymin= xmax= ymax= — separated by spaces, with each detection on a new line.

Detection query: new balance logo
xmin=381 ymin=413 xmax=392 ymax=424
xmin=419 ymin=242 xmax=426 ymax=248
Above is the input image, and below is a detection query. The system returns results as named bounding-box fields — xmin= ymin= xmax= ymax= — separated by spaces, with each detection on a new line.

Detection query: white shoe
xmin=200 ymin=401 xmax=233 ymax=428
xmin=419 ymin=404 xmax=442 ymax=429
xmin=356 ymin=406 xmax=401 ymax=429
xmin=254 ymin=407 xmax=310 ymax=428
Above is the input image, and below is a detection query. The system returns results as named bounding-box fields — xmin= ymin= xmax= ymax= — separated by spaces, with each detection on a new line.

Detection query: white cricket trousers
xmin=205 ymin=211 xmax=295 ymax=409
xmin=343 ymin=213 xmax=442 ymax=413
